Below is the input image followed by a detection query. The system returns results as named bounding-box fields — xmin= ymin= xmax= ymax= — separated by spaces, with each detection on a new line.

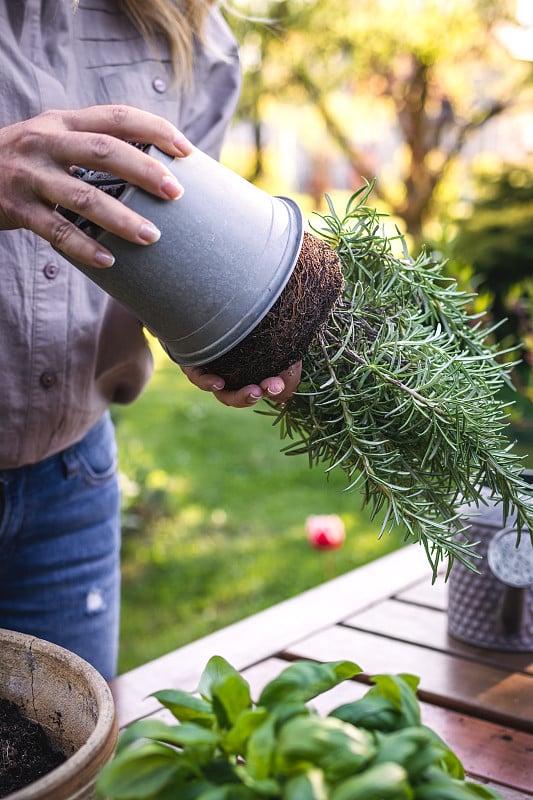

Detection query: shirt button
xmin=152 ymin=77 xmax=167 ymax=94
xmin=40 ymin=371 xmax=57 ymax=389
xmin=43 ymin=262 xmax=60 ymax=280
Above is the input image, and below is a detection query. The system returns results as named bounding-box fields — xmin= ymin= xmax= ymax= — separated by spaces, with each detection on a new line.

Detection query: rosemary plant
xmin=267 ymin=186 xmax=533 ymax=577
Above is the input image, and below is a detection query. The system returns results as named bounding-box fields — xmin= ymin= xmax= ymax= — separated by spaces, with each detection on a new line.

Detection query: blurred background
xmin=115 ymin=0 xmax=533 ymax=672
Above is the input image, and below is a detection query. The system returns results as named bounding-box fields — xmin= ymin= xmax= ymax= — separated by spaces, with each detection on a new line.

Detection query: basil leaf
xmin=95 ymin=741 xmax=182 ymax=798
xmin=116 ymin=719 xmax=219 ymax=754
xmin=329 ymin=762 xmax=411 ymax=800
xmin=331 ymin=673 xmax=421 ymax=731
xmin=152 ymin=689 xmax=215 ymax=727
xmin=275 ymin=715 xmax=375 ymax=782
xmin=245 ymin=715 xmax=277 ymax=781
xmin=197 ymin=655 xmax=245 ymax=701
xmin=212 ymin=671 xmax=252 ymax=728
xmin=373 ymin=726 xmax=447 ymax=783
xmin=222 ymin=707 xmax=269 ymax=755
xmin=330 ymin=694 xmax=402 ymax=732
xmin=258 ymin=660 xmax=361 ymax=709
xmin=282 ymin=769 xmax=327 ymax=800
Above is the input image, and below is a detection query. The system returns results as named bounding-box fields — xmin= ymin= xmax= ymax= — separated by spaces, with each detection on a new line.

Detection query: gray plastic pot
xmin=0 ymin=628 xmax=118 ymax=799
xmin=60 ymin=146 xmax=304 ymax=367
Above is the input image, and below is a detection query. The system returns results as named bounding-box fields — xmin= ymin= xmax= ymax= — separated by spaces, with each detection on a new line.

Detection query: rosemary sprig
xmin=266 ymin=185 xmax=533 ymax=578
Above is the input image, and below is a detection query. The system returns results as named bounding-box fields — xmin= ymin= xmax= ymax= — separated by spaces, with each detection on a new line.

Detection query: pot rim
xmin=0 ymin=628 xmax=118 ymax=800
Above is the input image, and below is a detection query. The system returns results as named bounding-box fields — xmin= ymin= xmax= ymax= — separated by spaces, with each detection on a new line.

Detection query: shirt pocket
xmin=95 ymin=67 xmax=181 ymax=127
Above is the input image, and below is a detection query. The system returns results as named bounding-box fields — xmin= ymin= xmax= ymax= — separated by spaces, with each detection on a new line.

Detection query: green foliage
xmin=267 ymin=186 xmax=533 ymax=577
xmin=96 ymin=656 xmax=504 ymax=799
xmin=447 ymin=161 xmax=533 ymax=397
xmin=224 ymin=0 xmax=531 ymax=237
xmin=330 ymin=673 xmax=422 ymax=733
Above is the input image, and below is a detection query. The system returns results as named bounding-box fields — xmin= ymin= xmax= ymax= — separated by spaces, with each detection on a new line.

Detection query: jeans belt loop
xmin=61 ymin=448 xmax=79 ymax=479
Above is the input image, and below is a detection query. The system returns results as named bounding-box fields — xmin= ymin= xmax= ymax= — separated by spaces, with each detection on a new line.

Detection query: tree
xmin=446 ymin=160 xmax=533 ymax=402
xmin=225 ymin=0 xmax=532 ymax=241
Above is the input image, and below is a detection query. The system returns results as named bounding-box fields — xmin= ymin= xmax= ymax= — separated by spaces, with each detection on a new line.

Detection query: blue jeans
xmin=0 ymin=412 xmax=121 ymax=680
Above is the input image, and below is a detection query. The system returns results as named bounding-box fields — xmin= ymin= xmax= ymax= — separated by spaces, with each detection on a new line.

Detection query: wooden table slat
xmin=344 ymin=598 xmax=533 ymax=675
xmin=478 ymin=784 xmax=533 ymax=800
xmin=395 ymin=574 xmax=449 ymax=611
xmin=284 ymin=625 xmax=533 ymax=731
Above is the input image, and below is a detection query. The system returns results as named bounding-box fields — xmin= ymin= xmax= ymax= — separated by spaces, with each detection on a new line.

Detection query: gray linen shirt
xmin=0 ymin=0 xmax=240 ymax=468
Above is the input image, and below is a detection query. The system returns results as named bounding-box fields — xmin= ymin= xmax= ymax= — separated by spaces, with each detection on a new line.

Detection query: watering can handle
xmin=499 ymin=586 xmax=524 ymax=636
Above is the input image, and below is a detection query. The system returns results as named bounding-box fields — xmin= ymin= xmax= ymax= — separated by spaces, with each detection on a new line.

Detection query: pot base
xmin=206 ymin=232 xmax=343 ymax=388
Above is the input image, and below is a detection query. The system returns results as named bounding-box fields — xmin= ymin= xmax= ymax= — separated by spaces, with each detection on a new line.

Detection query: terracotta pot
xmin=0 ymin=628 xmax=118 ymax=800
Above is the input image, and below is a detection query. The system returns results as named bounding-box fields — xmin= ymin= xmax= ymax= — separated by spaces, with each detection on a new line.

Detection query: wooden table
xmin=110 ymin=546 xmax=533 ymax=799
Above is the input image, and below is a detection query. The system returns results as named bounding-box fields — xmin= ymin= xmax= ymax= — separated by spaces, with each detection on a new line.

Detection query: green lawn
xmin=113 ymin=345 xmax=402 ymax=673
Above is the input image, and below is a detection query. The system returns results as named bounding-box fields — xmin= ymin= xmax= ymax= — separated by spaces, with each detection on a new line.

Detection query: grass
xmin=113 ymin=343 xmax=402 ymax=673
xmin=114 ymin=343 xmax=532 ymax=674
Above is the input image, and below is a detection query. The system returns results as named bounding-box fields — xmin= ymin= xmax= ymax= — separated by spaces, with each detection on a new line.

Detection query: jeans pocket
xmin=69 ymin=413 xmax=118 ymax=487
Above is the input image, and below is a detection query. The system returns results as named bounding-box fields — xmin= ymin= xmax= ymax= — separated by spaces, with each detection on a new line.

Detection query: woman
xmin=0 ymin=0 xmax=299 ymax=679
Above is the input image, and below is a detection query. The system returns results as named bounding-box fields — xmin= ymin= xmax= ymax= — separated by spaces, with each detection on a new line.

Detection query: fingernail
xmin=161 ymin=174 xmax=183 ymax=199
xmin=247 ymin=392 xmax=262 ymax=404
xmin=94 ymin=250 xmax=115 ymax=267
xmin=173 ymin=134 xmax=193 ymax=156
xmin=138 ymin=222 xmax=161 ymax=244
xmin=267 ymin=382 xmax=284 ymax=396
xmin=212 ymin=381 xmax=224 ymax=391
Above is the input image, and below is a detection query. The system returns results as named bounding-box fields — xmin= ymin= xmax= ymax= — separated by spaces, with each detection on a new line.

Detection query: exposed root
xmin=207 ymin=232 xmax=344 ymax=389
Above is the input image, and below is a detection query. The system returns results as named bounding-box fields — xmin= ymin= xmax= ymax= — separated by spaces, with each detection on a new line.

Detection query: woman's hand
xmin=181 ymin=362 xmax=302 ymax=409
xmin=0 ymin=105 xmax=192 ymax=268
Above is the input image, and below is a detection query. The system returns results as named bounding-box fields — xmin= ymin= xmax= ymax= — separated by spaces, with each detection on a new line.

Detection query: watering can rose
xmin=306 ymin=514 xmax=345 ymax=550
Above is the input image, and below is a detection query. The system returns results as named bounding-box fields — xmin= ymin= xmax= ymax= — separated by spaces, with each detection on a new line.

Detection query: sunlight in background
xmin=495 ymin=0 xmax=533 ymax=61
xmin=517 ymin=0 xmax=533 ymax=26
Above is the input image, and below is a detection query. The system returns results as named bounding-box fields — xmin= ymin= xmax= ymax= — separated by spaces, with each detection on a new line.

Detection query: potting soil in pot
xmin=0 ymin=698 xmax=66 ymax=797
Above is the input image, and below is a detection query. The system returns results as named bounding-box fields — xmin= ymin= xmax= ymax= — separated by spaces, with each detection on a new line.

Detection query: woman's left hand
xmin=181 ymin=362 xmax=302 ymax=408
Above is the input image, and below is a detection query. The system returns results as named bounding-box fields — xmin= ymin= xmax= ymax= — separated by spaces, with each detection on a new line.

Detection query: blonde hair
xmin=72 ymin=1 xmax=215 ymax=80
xmin=118 ymin=0 xmax=215 ymax=80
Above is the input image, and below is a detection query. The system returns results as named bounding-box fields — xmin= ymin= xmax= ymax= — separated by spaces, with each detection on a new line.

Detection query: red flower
xmin=306 ymin=514 xmax=345 ymax=550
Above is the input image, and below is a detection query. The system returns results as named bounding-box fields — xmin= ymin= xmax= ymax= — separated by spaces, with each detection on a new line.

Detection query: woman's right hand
xmin=0 ymin=105 xmax=192 ymax=268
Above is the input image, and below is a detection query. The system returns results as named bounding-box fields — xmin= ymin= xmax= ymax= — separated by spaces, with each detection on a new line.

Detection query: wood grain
xmin=345 ymin=598 xmax=533 ymax=675
xmin=283 ymin=625 xmax=533 ymax=731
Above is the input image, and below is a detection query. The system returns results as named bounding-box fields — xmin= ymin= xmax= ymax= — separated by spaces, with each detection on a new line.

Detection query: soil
xmin=0 ymin=699 xmax=66 ymax=798
xmin=207 ymin=231 xmax=344 ymax=388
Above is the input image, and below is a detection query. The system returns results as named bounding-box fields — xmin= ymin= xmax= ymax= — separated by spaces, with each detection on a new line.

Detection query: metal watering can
xmin=447 ymin=471 xmax=533 ymax=651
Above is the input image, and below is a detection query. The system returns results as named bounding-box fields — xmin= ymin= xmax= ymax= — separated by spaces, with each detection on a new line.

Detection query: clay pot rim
xmin=0 ymin=628 xmax=118 ymax=800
